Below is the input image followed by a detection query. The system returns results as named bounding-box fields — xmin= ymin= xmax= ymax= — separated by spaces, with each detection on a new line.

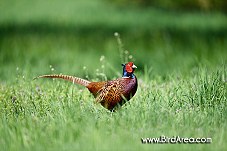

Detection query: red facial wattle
xmin=125 ymin=62 xmax=135 ymax=73
xmin=126 ymin=64 xmax=133 ymax=73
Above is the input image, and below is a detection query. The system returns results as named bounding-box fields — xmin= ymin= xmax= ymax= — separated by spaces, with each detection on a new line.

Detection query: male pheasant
xmin=35 ymin=62 xmax=138 ymax=111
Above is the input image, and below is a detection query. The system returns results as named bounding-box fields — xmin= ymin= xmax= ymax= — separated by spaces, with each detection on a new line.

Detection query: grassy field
xmin=0 ymin=0 xmax=227 ymax=151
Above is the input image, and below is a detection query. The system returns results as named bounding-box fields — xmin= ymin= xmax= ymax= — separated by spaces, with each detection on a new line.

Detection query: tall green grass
xmin=0 ymin=65 xmax=226 ymax=151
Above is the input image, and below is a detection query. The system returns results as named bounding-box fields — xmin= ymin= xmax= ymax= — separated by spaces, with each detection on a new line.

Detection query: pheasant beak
xmin=132 ymin=64 xmax=137 ymax=69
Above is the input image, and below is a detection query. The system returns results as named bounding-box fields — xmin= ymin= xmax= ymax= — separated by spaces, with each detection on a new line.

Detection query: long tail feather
xmin=34 ymin=74 xmax=91 ymax=87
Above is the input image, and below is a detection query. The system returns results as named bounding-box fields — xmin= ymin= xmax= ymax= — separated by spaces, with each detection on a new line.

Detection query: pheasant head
xmin=122 ymin=62 xmax=137 ymax=78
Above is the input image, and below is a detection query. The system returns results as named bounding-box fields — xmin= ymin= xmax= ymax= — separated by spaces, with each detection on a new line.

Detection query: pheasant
xmin=34 ymin=62 xmax=138 ymax=111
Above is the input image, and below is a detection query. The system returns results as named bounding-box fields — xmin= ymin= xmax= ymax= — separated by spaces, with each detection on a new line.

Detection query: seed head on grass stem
xmin=114 ymin=32 xmax=135 ymax=64
xmin=95 ymin=55 xmax=107 ymax=81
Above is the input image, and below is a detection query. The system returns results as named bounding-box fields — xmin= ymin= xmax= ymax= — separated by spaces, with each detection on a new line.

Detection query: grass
xmin=0 ymin=66 xmax=226 ymax=151
xmin=0 ymin=0 xmax=227 ymax=150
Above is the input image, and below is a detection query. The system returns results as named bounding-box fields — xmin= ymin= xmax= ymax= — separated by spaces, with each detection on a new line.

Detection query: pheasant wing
xmin=95 ymin=80 xmax=125 ymax=105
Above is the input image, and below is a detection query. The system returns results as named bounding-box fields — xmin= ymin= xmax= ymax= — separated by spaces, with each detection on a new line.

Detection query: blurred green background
xmin=0 ymin=0 xmax=226 ymax=82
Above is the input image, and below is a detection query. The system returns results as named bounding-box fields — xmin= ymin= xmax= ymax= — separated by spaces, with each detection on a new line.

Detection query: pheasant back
xmin=87 ymin=77 xmax=137 ymax=110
